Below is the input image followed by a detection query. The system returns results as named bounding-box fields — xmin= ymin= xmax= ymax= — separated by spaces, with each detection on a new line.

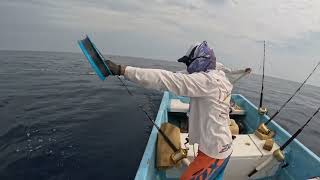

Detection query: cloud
xmin=1 ymin=0 xmax=320 ymax=85
xmin=4 ymin=0 xmax=320 ymax=43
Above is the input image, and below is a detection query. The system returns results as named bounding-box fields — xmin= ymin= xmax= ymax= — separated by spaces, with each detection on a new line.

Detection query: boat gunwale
xmin=134 ymin=91 xmax=170 ymax=180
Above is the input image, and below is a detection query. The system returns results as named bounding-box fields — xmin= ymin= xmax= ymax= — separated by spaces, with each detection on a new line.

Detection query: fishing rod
xmin=115 ymin=67 xmax=189 ymax=164
xmin=258 ymin=41 xmax=267 ymax=114
xmin=116 ymin=76 xmax=177 ymax=152
xmin=265 ymin=61 xmax=320 ymax=125
xmin=256 ymin=61 xmax=320 ymax=136
xmin=248 ymin=106 xmax=320 ymax=177
xmin=97 ymin=60 xmax=179 ymax=152
xmin=280 ymin=106 xmax=320 ymax=151
xmin=78 ymin=36 xmax=188 ymax=164
xmin=223 ymin=69 xmax=252 ymax=102
xmin=232 ymin=69 xmax=251 ymax=83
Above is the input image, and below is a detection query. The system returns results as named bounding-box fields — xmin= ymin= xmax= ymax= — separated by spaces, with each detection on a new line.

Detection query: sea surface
xmin=0 ymin=50 xmax=319 ymax=180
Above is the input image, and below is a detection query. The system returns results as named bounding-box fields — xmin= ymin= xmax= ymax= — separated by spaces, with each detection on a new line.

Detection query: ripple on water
xmin=0 ymin=51 xmax=319 ymax=179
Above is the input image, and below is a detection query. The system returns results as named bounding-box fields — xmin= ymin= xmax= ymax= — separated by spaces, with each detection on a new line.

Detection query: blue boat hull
xmin=135 ymin=91 xmax=320 ymax=180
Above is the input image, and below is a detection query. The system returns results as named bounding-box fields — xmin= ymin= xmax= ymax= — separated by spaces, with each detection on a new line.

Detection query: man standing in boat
xmin=106 ymin=41 xmax=235 ymax=179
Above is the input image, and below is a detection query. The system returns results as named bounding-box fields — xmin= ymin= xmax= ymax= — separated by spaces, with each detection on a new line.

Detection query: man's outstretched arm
xmin=123 ymin=66 xmax=217 ymax=97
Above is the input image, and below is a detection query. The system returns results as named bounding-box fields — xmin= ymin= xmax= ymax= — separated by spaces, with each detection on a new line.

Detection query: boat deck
xmin=135 ymin=91 xmax=320 ymax=180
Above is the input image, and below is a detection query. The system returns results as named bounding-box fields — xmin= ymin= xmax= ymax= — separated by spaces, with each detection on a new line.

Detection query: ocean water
xmin=0 ymin=50 xmax=319 ymax=180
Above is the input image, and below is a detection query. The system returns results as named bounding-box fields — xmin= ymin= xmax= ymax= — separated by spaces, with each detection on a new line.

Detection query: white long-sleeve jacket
xmin=124 ymin=66 xmax=233 ymax=159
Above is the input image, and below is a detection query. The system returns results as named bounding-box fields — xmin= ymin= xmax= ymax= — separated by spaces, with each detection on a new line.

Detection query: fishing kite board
xmin=78 ymin=35 xmax=112 ymax=80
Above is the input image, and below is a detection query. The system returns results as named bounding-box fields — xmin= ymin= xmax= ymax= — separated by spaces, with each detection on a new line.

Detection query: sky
xmin=1 ymin=0 xmax=320 ymax=86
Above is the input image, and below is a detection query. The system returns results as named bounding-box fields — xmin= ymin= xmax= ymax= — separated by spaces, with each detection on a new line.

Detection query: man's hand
xmin=104 ymin=60 xmax=126 ymax=75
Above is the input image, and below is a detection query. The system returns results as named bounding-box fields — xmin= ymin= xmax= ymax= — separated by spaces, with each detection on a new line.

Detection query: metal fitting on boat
xmin=259 ymin=107 xmax=268 ymax=115
xmin=263 ymin=138 xmax=274 ymax=151
xmin=257 ymin=123 xmax=270 ymax=134
xmin=255 ymin=129 xmax=275 ymax=140
xmin=171 ymin=148 xmax=188 ymax=164
xmin=255 ymin=123 xmax=275 ymax=140
xmin=273 ymin=149 xmax=285 ymax=162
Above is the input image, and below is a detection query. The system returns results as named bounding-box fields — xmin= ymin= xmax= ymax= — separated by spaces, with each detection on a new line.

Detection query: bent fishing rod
xmin=94 ymin=57 xmax=179 ymax=153
xmin=223 ymin=69 xmax=252 ymax=102
xmin=78 ymin=36 xmax=188 ymax=164
xmin=248 ymin=106 xmax=320 ymax=177
xmin=114 ymin=71 xmax=190 ymax=164
xmin=265 ymin=61 xmax=320 ymax=125
xmin=115 ymin=76 xmax=178 ymax=152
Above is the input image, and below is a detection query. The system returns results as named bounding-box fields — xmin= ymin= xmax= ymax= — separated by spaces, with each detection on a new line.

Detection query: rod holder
xmin=171 ymin=148 xmax=188 ymax=164
xmin=258 ymin=107 xmax=268 ymax=115
xmin=255 ymin=123 xmax=275 ymax=140
xmin=257 ymin=123 xmax=270 ymax=134
xmin=263 ymin=138 xmax=274 ymax=151
xmin=273 ymin=149 xmax=285 ymax=162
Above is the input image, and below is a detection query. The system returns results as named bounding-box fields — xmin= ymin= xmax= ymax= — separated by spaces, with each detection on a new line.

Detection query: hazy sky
xmin=1 ymin=0 xmax=320 ymax=85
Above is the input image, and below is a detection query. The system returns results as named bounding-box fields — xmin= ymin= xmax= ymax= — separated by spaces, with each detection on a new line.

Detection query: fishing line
xmin=265 ymin=61 xmax=320 ymax=125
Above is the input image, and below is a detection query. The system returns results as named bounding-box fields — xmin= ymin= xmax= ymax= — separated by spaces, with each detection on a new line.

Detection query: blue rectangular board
xmin=78 ymin=35 xmax=113 ymax=80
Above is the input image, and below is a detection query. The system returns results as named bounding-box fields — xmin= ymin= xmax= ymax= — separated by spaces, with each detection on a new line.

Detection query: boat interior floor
xmin=165 ymin=112 xmax=281 ymax=180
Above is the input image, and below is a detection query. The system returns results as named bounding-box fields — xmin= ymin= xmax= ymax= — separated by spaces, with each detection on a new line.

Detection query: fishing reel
xmin=273 ymin=149 xmax=285 ymax=162
xmin=258 ymin=107 xmax=268 ymax=115
xmin=256 ymin=107 xmax=274 ymax=140
xmin=255 ymin=123 xmax=275 ymax=151
xmin=255 ymin=123 xmax=275 ymax=140
xmin=171 ymin=148 xmax=188 ymax=164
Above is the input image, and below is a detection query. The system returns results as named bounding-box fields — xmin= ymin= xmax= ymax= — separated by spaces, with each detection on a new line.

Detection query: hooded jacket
xmin=124 ymin=66 xmax=233 ymax=159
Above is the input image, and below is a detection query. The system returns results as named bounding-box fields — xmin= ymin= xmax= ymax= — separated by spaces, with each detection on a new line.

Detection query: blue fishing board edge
xmin=90 ymin=39 xmax=114 ymax=76
xmin=78 ymin=36 xmax=113 ymax=80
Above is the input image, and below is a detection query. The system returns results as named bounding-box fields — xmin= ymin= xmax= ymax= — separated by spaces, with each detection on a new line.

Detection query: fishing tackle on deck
xmin=255 ymin=61 xmax=320 ymax=139
xmin=249 ymin=106 xmax=320 ymax=177
xmin=78 ymin=35 xmax=188 ymax=164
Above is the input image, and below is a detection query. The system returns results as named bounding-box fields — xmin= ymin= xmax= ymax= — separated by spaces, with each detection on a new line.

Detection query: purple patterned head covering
xmin=178 ymin=41 xmax=216 ymax=74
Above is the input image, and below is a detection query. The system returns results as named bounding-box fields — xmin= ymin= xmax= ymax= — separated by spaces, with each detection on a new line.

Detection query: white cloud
xmin=12 ymin=0 xmax=320 ymax=44
xmin=1 ymin=0 xmax=320 ymax=85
